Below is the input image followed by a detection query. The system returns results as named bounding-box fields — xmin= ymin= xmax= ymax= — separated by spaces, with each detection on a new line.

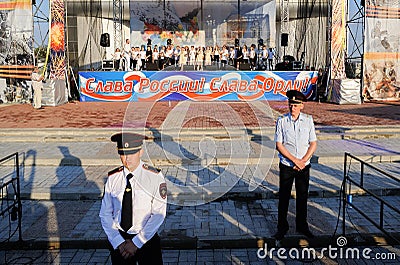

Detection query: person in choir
xmin=130 ymin=47 xmax=137 ymax=71
xmin=196 ymin=47 xmax=204 ymax=71
xmin=123 ymin=39 xmax=131 ymax=71
xmin=139 ymin=46 xmax=146 ymax=70
xmin=249 ymin=45 xmax=257 ymax=70
xmin=113 ymin=48 xmax=122 ymax=71
xmin=204 ymin=46 xmax=212 ymax=69
xmin=152 ymin=47 xmax=159 ymax=70
xmin=179 ymin=46 xmax=188 ymax=71
xmin=189 ymin=46 xmax=196 ymax=70
xmin=213 ymin=45 xmax=221 ymax=69
xmin=221 ymin=45 xmax=229 ymax=70
xmin=145 ymin=45 xmax=153 ymax=69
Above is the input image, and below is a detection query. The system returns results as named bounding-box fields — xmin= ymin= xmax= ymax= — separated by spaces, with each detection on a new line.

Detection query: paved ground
xmin=0 ymin=100 xmax=399 ymax=264
xmin=0 ymin=100 xmax=399 ymax=129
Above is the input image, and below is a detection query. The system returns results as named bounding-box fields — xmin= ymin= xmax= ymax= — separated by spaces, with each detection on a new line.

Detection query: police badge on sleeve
xmin=159 ymin=183 xmax=167 ymax=199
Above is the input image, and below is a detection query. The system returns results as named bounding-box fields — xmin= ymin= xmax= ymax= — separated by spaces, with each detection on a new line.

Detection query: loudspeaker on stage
xmin=281 ymin=33 xmax=288 ymax=47
xmin=100 ymin=33 xmax=110 ymax=47
xmin=239 ymin=63 xmax=251 ymax=71
xmin=102 ymin=60 xmax=114 ymax=70
xmin=146 ymin=63 xmax=159 ymax=70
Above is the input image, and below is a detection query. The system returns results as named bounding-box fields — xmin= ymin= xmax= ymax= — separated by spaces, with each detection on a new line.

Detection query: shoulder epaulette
xmin=108 ymin=166 xmax=123 ymax=176
xmin=142 ymin=163 xmax=161 ymax=174
xmin=276 ymin=115 xmax=285 ymax=121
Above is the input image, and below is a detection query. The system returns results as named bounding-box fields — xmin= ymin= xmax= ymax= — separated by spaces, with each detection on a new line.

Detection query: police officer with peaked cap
xmin=273 ymin=90 xmax=317 ymax=240
xmin=99 ymin=132 xmax=167 ymax=264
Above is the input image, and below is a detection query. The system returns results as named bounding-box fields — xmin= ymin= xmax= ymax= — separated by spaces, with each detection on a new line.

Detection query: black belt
xmin=119 ymin=230 xmax=136 ymax=240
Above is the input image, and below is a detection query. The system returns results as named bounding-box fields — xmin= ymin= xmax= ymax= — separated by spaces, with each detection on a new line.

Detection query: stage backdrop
xmin=363 ymin=0 xmax=400 ymax=101
xmin=129 ymin=0 xmax=276 ymax=48
xmin=79 ymin=71 xmax=317 ymax=102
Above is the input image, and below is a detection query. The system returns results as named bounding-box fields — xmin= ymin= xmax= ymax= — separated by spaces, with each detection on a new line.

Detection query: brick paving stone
xmin=7 ymin=194 xmax=398 ymax=244
xmin=2 ymin=137 xmax=399 ymax=202
xmin=0 ymin=101 xmax=399 ymax=129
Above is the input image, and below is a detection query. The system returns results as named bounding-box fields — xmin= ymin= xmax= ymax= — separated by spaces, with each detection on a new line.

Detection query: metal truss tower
xmin=345 ymin=0 xmax=364 ymax=78
xmin=113 ymin=0 xmax=123 ymax=49
xmin=279 ymin=0 xmax=289 ymax=60
xmin=32 ymin=0 xmax=50 ymax=70
xmin=32 ymin=0 xmax=49 ymax=49
xmin=280 ymin=0 xmax=289 ymax=34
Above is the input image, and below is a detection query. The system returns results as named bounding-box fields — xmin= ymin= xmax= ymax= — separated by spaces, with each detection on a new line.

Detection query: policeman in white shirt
xmin=100 ymin=132 xmax=167 ymax=264
xmin=274 ymin=90 xmax=317 ymax=241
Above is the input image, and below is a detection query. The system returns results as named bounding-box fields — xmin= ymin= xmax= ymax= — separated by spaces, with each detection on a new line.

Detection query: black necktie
xmin=120 ymin=173 xmax=133 ymax=232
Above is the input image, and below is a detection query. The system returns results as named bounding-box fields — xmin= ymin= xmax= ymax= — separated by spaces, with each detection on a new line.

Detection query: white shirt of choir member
xmin=262 ymin=48 xmax=268 ymax=59
xmin=249 ymin=49 xmax=256 ymax=59
xmin=124 ymin=42 xmax=131 ymax=56
xmin=99 ymin=160 xmax=167 ymax=250
xmin=140 ymin=49 xmax=147 ymax=60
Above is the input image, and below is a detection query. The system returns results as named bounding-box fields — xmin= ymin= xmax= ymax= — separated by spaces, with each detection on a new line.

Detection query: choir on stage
xmin=112 ymin=42 xmax=276 ymax=72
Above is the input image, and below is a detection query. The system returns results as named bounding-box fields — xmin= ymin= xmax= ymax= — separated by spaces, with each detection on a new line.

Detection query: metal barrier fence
xmin=343 ymin=152 xmax=400 ymax=242
xmin=0 ymin=152 xmax=22 ymax=242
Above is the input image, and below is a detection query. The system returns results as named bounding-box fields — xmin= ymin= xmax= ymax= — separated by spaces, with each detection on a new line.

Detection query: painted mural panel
xmin=363 ymin=0 xmax=400 ymax=100
xmin=0 ymin=0 xmax=32 ymax=68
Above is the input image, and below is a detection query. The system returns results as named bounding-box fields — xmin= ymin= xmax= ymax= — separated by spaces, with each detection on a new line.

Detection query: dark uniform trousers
xmin=110 ymin=231 xmax=163 ymax=265
xmin=277 ymin=163 xmax=311 ymax=232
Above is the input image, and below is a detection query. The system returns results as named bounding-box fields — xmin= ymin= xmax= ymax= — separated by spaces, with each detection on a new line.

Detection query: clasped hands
xmin=293 ymin=158 xmax=307 ymax=171
xmin=118 ymin=239 xmax=138 ymax=259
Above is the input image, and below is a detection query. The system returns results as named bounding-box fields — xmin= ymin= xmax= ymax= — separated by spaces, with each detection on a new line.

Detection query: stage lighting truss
xmin=33 ymin=0 xmax=50 ymax=67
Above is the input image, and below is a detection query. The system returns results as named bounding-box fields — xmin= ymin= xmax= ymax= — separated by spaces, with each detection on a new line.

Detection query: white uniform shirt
xmin=274 ymin=112 xmax=317 ymax=167
xmin=99 ymin=160 xmax=167 ymax=250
